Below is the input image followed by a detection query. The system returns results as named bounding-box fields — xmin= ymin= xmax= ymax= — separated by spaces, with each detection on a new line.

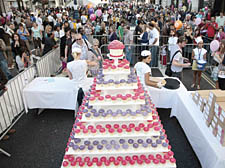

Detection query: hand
xmin=3 ymin=87 xmax=7 ymax=91
xmin=64 ymin=57 xmax=68 ymax=62
xmin=183 ymin=63 xmax=191 ymax=67
xmin=98 ymin=56 xmax=101 ymax=60
xmin=156 ymin=82 xmax=163 ymax=88
xmin=183 ymin=57 xmax=189 ymax=61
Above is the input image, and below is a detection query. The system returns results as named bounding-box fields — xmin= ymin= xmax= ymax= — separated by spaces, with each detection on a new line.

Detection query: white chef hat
xmin=72 ymin=47 xmax=82 ymax=53
xmin=141 ymin=50 xmax=151 ymax=57
xmin=195 ymin=37 xmax=203 ymax=44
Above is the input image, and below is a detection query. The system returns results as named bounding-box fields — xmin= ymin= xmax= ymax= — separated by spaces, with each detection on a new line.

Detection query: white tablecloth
xmin=171 ymin=87 xmax=225 ymax=168
xmin=146 ymin=78 xmax=187 ymax=109
xmin=146 ymin=77 xmax=225 ymax=168
xmin=23 ymin=77 xmax=79 ymax=113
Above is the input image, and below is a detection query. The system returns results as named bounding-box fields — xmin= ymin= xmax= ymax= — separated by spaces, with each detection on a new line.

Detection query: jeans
xmin=0 ymin=59 xmax=12 ymax=80
xmin=125 ymin=46 xmax=133 ymax=64
xmin=150 ymin=46 xmax=158 ymax=67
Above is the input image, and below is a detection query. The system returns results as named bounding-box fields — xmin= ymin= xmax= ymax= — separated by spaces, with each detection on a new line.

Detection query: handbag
xmin=165 ymin=50 xmax=181 ymax=77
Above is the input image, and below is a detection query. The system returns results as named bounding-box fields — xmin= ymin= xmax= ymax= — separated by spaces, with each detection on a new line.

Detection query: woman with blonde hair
xmin=43 ymin=25 xmax=52 ymax=44
xmin=87 ymin=38 xmax=103 ymax=77
xmin=67 ymin=48 xmax=97 ymax=85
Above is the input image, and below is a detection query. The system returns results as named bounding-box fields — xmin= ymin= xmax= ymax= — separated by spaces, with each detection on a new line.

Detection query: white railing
xmin=0 ymin=47 xmax=61 ymax=157
xmin=36 ymin=47 xmax=61 ymax=77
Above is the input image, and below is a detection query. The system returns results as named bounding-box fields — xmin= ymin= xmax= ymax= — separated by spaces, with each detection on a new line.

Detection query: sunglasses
xmin=76 ymin=38 xmax=82 ymax=40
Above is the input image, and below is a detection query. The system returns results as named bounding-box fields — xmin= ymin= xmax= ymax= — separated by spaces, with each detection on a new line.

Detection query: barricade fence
xmin=93 ymin=34 xmax=170 ymax=46
xmin=0 ymin=47 xmax=61 ymax=157
xmin=100 ymin=43 xmax=213 ymax=72
xmin=36 ymin=47 xmax=61 ymax=77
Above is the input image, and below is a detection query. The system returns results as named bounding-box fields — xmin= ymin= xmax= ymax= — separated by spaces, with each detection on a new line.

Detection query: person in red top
xmin=205 ymin=17 xmax=218 ymax=41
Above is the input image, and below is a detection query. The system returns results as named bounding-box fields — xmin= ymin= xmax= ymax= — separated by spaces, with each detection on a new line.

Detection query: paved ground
xmin=0 ymin=68 xmax=205 ymax=168
xmin=0 ymin=108 xmax=201 ymax=168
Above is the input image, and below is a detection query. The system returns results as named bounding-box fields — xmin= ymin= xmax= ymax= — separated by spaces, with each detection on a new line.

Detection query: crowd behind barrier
xmin=0 ymin=48 xmax=60 ymax=156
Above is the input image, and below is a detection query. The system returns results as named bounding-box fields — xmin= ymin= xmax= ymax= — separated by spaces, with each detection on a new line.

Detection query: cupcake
xmin=108 ymin=40 xmax=125 ymax=59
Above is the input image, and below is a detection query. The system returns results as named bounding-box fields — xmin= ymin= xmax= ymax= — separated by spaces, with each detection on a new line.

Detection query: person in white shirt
xmin=171 ymin=36 xmax=191 ymax=80
xmin=66 ymin=48 xmax=97 ymax=88
xmin=72 ymin=33 xmax=91 ymax=60
xmin=191 ymin=37 xmax=207 ymax=89
xmin=216 ymin=12 xmax=225 ymax=28
xmin=81 ymin=14 xmax=87 ymax=25
xmin=36 ymin=14 xmax=43 ymax=31
xmin=168 ymin=29 xmax=178 ymax=59
xmin=102 ymin=11 xmax=109 ymax=26
xmin=66 ymin=47 xmax=97 ymax=106
xmin=148 ymin=23 xmax=159 ymax=67
xmin=134 ymin=50 xmax=162 ymax=88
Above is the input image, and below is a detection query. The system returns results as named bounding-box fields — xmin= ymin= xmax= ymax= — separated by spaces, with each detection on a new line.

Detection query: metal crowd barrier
xmin=0 ymin=48 xmax=61 ymax=157
xmin=100 ymin=43 xmax=214 ymax=73
xmin=36 ymin=47 xmax=61 ymax=77
xmin=0 ymin=65 xmax=37 ymax=157
xmin=93 ymin=34 xmax=170 ymax=46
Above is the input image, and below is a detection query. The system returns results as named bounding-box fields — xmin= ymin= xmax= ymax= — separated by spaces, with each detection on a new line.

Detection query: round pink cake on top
xmin=108 ymin=40 xmax=125 ymax=58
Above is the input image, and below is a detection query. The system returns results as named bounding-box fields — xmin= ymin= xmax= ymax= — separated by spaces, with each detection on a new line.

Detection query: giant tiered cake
xmin=61 ymin=41 xmax=177 ymax=168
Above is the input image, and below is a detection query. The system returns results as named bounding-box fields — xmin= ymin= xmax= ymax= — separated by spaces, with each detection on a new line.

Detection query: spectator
xmin=168 ymin=29 xmax=178 ymax=59
xmin=84 ymin=21 xmax=93 ymax=44
xmin=65 ymin=29 xmax=76 ymax=63
xmin=204 ymin=17 xmax=218 ymax=42
xmin=212 ymin=39 xmax=225 ymax=89
xmin=0 ymin=37 xmax=12 ymax=79
xmin=184 ymin=25 xmax=194 ymax=61
xmin=72 ymin=33 xmax=91 ymax=60
xmin=171 ymin=36 xmax=191 ymax=80
xmin=87 ymin=38 xmax=102 ymax=77
xmin=124 ymin=25 xmax=133 ymax=64
xmin=140 ymin=24 xmax=149 ymax=50
xmin=191 ymin=37 xmax=207 ymax=89
xmin=216 ymin=12 xmax=225 ymax=28
xmin=134 ymin=20 xmax=143 ymax=44
xmin=11 ymin=33 xmax=30 ymax=72
xmin=60 ymin=27 xmax=70 ymax=60
xmin=42 ymin=32 xmax=57 ymax=56
xmin=0 ymin=67 xmax=8 ymax=94
xmin=215 ymin=26 xmax=225 ymax=42
xmin=17 ymin=23 xmax=30 ymax=51
xmin=43 ymin=25 xmax=52 ymax=44
xmin=81 ymin=13 xmax=87 ymax=25
xmin=118 ymin=21 xmax=125 ymax=42
xmin=102 ymin=10 xmax=109 ymax=26
xmin=109 ymin=26 xmax=118 ymax=42
xmin=31 ymin=22 xmax=42 ymax=55
xmin=148 ymin=22 xmax=160 ymax=67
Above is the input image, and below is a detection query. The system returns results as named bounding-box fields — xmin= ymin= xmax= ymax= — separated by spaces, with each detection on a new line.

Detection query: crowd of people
xmin=0 ymin=2 xmax=225 ymax=91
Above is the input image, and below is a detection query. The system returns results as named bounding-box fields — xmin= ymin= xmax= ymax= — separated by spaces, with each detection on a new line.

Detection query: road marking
xmin=202 ymin=73 xmax=216 ymax=88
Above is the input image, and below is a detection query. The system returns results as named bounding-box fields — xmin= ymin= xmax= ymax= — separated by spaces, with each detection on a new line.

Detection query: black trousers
xmin=77 ymin=88 xmax=84 ymax=107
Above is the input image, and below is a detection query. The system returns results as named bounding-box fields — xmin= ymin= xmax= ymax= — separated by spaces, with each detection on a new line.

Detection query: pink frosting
xmin=108 ymin=40 xmax=125 ymax=50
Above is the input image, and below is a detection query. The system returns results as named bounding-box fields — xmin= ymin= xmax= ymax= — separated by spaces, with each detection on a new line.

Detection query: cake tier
xmin=102 ymin=59 xmax=130 ymax=75
xmin=88 ymin=99 xmax=145 ymax=106
xmin=66 ymin=136 xmax=170 ymax=155
xmin=81 ymin=111 xmax=153 ymax=122
xmin=73 ymin=121 xmax=162 ymax=138
xmin=62 ymin=152 xmax=176 ymax=168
